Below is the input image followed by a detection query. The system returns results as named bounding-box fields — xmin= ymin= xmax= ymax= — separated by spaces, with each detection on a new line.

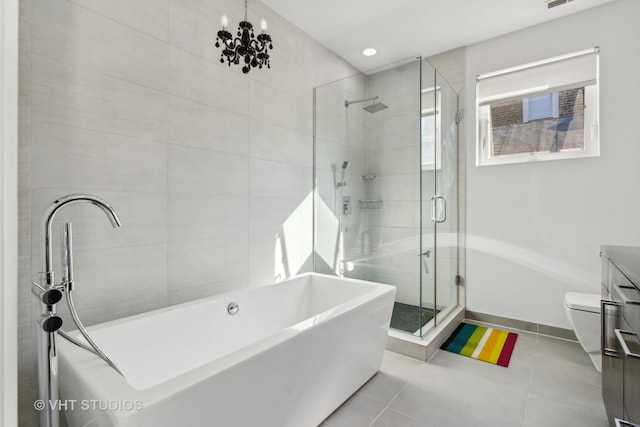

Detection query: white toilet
xmin=563 ymin=292 xmax=602 ymax=372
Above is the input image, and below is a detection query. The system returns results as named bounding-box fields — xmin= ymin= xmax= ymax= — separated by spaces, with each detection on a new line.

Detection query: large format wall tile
xmin=168 ymin=144 xmax=249 ymax=196
xmin=249 ymin=196 xmax=302 ymax=237
xmin=249 ymin=158 xmax=301 ymax=198
xmin=168 ymin=0 xmax=226 ymax=64
xmin=249 ymin=79 xmax=307 ymax=133
xmin=169 ymin=46 xmax=249 ymax=115
xmin=168 ymin=237 xmax=249 ymax=289
xmin=249 ymin=119 xmax=305 ymax=166
xmin=168 ymin=193 xmax=248 ymax=242
xmin=33 ymin=0 xmax=169 ymax=91
xmin=32 ymin=122 xmax=168 ymax=193
xmin=69 ymin=0 xmax=169 ymax=41
xmin=32 ymin=54 xmax=169 ymax=142
xmin=168 ymin=96 xmax=249 ymax=156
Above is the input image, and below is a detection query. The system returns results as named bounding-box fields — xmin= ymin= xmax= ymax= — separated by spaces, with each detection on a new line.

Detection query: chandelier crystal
xmin=215 ymin=0 xmax=274 ymax=74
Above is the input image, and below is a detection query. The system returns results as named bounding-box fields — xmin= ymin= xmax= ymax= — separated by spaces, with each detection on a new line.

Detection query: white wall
xmin=1 ymin=0 xmax=19 ymax=424
xmin=465 ymin=0 xmax=640 ymax=328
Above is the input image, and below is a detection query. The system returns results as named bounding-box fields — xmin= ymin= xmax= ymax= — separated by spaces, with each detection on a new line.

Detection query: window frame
xmin=476 ymin=48 xmax=600 ymax=167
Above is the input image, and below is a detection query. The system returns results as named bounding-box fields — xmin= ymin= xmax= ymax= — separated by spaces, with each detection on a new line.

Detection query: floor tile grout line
xmin=521 ymin=371 xmax=533 ymax=427
xmin=526 ymin=335 xmax=535 ymax=414
xmin=369 ymin=361 xmax=431 ymax=426
xmin=367 ymin=408 xmax=385 ymax=427
xmin=368 ymin=405 xmax=432 ymax=427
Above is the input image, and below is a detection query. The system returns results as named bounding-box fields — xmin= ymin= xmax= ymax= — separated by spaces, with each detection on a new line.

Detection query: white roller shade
xmin=477 ymin=48 xmax=598 ymax=105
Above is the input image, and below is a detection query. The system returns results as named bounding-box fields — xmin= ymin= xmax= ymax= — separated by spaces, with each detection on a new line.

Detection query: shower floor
xmin=390 ymin=302 xmax=440 ymax=334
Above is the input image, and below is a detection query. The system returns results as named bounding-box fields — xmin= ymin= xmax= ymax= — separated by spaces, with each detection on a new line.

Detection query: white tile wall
xmin=168 ymin=145 xmax=249 ymax=195
xmin=18 ymin=0 xmax=358 ymax=424
xmin=169 ymin=46 xmax=249 ymax=115
xmin=70 ymin=0 xmax=170 ymax=41
xmin=168 ymin=96 xmax=249 ymax=156
xmin=249 ymin=119 xmax=305 ymax=165
xmin=32 ymin=54 xmax=169 ymax=141
xmin=168 ymin=237 xmax=249 ymax=288
xmin=168 ymin=193 xmax=248 ymax=242
xmin=32 ymin=123 xmax=168 ymax=193
xmin=33 ymin=0 xmax=169 ymax=91
xmin=249 ymin=158 xmax=301 ymax=198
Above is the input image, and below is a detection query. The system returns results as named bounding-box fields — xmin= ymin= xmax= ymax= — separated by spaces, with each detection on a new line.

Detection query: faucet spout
xmin=41 ymin=194 xmax=120 ymax=286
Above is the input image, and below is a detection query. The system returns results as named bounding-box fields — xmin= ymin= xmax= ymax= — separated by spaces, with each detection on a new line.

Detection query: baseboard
xmin=464 ymin=310 xmax=577 ymax=341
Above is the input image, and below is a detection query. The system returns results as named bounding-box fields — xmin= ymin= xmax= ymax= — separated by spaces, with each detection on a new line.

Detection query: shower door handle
xmin=430 ymin=196 xmax=446 ymax=223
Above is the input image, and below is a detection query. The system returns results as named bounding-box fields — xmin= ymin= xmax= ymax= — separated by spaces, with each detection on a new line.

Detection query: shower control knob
xmin=41 ymin=288 xmax=63 ymax=305
xmin=39 ymin=313 xmax=63 ymax=333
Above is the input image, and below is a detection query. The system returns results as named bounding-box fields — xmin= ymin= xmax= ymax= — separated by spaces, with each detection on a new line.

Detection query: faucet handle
xmin=39 ymin=313 xmax=63 ymax=333
xmin=43 ymin=288 xmax=63 ymax=305
xmin=32 ymin=282 xmax=64 ymax=305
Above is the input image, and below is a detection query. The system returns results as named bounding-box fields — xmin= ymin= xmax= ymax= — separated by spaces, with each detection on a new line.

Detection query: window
xmin=476 ymin=48 xmax=599 ymax=166
xmin=421 ymin=86 xmax=441 ymax=170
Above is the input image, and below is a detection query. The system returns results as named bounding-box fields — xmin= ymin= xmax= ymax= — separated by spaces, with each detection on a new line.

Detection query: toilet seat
xmin=564 ymin=292 xmax=600 ymax=313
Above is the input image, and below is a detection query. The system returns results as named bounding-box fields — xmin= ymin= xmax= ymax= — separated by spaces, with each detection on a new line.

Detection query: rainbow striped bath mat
xmin=441 ymin=323 xmax=518 ymax=367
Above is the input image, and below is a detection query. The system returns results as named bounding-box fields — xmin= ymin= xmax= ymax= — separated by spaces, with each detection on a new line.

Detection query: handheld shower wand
xmin=337 ymin=161 xmax=348 ymax=188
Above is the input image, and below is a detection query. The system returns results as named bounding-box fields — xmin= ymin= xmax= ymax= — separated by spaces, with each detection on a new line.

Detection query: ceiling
xmin=261 ymin=0 xmax=617 ymax=72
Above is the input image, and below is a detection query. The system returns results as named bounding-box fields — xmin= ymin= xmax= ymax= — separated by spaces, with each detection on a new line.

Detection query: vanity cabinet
xmin=601 ymin=246 xmax=640 ymax=427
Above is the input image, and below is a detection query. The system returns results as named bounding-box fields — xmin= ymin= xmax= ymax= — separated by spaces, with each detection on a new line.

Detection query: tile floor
xmin=321 ymin=322 xmax=609 ymax=427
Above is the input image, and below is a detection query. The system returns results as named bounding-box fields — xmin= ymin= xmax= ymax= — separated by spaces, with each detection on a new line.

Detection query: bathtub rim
xmin=58 ymin=272 xmax=395 ymax=405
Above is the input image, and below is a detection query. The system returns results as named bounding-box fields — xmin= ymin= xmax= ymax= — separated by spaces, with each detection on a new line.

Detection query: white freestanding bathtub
xmin=58 ymin=273 xmax=395 ymax=427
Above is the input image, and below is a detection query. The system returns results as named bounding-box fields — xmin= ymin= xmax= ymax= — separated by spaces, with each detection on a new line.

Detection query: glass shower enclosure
xmin=313 ymin=57 xmax=460 ymax=337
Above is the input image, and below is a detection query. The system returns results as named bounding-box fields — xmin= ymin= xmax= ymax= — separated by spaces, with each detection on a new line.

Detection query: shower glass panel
xmin=313 ymin=57 xmax=460 ymax=338
xmin=434 ymin=68 xmax=460 ymax=325
xmin=366 ymin=60 xmax=422 ymax=335
xmin=422 ymin=64 xmax=460 ymax=329
xmin=313 ymin=74 xmax=369 ymax=277
xmin=420 ymin=59 xmax=437 ymax=336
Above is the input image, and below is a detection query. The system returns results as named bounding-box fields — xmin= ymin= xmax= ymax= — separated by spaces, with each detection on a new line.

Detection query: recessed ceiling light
xmin=362 ymin=48 xmax=377 ymax=57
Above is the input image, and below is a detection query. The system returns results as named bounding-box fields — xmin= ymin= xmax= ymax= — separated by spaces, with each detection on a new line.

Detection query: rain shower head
xmin=344 ymin=96 xmax=388 ymax=113
xmin=363 ymin=102 xmax=388 ymax=113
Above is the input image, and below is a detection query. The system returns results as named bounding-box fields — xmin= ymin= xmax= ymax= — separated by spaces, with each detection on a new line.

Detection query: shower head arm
xmin=344 ymin=96 xmax=379 ymax=108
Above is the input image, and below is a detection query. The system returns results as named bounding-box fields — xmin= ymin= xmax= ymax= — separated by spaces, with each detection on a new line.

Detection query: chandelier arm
xmin=232 ymin=36 xmax=244 ymax=47
xmin=231 ymin=49 xmax=241 ymax=63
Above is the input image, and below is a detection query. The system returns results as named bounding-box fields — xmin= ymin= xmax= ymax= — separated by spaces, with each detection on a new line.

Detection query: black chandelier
xmin=215 ymin=0 xmax=274 ymax=74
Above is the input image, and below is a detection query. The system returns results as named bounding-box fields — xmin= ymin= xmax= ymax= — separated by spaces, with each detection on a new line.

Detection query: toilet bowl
xmin=563 ymin=292 xmax=602 ymax=372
